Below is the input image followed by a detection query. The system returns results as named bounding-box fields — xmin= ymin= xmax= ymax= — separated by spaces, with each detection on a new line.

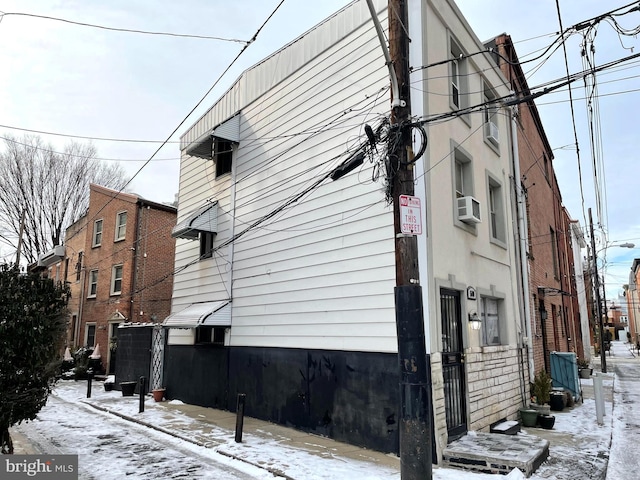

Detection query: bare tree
xmin=0 ymin=134 xmax=129 ymax=265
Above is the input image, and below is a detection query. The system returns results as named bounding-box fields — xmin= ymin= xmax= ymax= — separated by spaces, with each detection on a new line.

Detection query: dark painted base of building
xmin=164 ymin=345 xmax=405 ymax=454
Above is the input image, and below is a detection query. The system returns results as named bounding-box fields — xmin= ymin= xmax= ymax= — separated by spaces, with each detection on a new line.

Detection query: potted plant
xmin=537 ymin=413 xmax=555 ymax=429
xmin=519 ymin=408 xmax=538 ymax=427
xmin=152 ymin=388 xmax=166 ymax=402
xmin=531 ymin=370 xmax=552 ymax=406
xmin=549 ymin=390 xmax=565 ymax=411
xmin=577 ymin=358 xmax=592 ymax=379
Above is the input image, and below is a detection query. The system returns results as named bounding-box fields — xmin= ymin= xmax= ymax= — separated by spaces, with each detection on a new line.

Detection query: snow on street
xmin=13 ymin=394 xmax=279 ymax=480
xmin=10 ymin=341 xmax=640 ymax=480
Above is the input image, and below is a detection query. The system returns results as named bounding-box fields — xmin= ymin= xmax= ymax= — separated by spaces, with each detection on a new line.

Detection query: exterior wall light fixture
xmin=469 ymin=312 xmax=481 ymax=330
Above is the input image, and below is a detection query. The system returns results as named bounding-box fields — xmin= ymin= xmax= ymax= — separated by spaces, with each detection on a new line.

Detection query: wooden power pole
xmin=388 ymin=1 xmax=432 ymax=478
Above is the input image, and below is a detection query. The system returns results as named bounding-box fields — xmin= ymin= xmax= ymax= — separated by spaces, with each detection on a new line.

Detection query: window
xmin=86 ymin=324 xmax=96 ymax=348
xmin=481 ymin=297 xmax=501 ymax=346
xmin=115 ymin=211 xmax=127 ymax=241
xmin=88 ymin=270 xmax=98 ymax=297
xmin=195 ymin=326 xmax=226 ymax=345
xmin=453 ymin=147 xmax=472 ymax=199
xmin=200 ymin=232 xmax=214 ymax=259
xmin=75 ymin=252 xmax=83 ymax=282
xmin=488 ymin=175 xmax=506 ymax=244
xmin=550 ymin=227 xmax=559 ymax=279
xmin=214 ymin=139 xmax=233 ymax=177
xmin=483 ymin=84 xmax=499 ymax=148
xmin=450 ymin=38 xmax=468 ymax=112
xmin=111 ymin=265 xmax=123 ymax=295
xmin=451 ymin=59 xmax=460 ymax=108
xmin=92 ymin=219 xmax=103 ymax=247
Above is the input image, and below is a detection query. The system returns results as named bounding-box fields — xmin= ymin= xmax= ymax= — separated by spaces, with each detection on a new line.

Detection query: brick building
xmin=491 ymin=34 xmax=584 ymax=374
xmin=43 ymin=184 xmax=177 ymax=374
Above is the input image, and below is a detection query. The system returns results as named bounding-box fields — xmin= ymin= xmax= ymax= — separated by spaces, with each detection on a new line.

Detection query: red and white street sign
xmin=399 ymin=195 xmax=422 ymax=235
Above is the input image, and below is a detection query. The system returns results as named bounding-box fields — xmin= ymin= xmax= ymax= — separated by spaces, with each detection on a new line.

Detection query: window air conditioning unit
xmin=457 ymin=196 xmax=481 ymax=224
xmin=487 ymin=121 xmax=499 ymax=144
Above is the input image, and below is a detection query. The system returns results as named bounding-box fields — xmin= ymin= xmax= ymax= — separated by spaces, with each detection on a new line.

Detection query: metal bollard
xmin=235 ymin=393 xmax=246 ymax=443
xmin=139 ymin=376 xmax=146 ymax=413
xmin=86 ymin=371 xmax=93 ymax=398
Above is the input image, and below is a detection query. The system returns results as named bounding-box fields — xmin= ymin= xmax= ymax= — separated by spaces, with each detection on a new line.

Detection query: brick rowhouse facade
xmin=66 ymin=184 xmax=176 ymax=373
xmin=493 ymin=34 xmax=583 ymax=375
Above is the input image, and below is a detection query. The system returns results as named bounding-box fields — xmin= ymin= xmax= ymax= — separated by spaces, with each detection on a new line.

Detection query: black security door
xmin=440 ymin=288 xmax=467 ymax=440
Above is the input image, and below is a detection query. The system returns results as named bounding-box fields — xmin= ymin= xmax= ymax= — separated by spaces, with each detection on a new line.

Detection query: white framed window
xmin=449 ymin=38 xmax=468 ymax=113
xmin=452 ymin=144 xmax=477 ymax=230
xmin=92 ymin=219 xmax=103 ymax=247
xmin=483 ymin=83 xmax=500 ymax=149
xmin=110 ymin=264 xmax=123 ymax=295
xmin=481 ymin=297 xmax=501 ymax=346
xmin=451 ymin=59 xmax=460 ymax=108
xmin=487 ymin=174 xmax=506 ymax=244
xmin=88 ymin=269 xmax=98 ymax=298
xmin=85 ymin=323 xmax=97 ymax=348
xmin=115 ymin=211 xmax=127 ymax=241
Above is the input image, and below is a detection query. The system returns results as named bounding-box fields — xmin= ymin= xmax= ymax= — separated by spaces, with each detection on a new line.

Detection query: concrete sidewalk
xmin=11 ymin=344 xmax=631 ymax=478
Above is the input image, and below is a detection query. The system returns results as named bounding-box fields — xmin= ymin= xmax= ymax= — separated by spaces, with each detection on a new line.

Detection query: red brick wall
xmin=496 ymin=35 xmax=581 ymax=374
xmin=69 ymin=184 xmax=176 ymax=372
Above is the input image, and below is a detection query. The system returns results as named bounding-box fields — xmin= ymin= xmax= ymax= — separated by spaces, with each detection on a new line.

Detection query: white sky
xmin=1 ymin=0 xmax=638 ymax=297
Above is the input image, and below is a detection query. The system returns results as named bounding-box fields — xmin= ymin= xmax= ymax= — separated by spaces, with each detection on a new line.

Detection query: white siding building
xmin=164 ymin=0 xmax=527 ymax=460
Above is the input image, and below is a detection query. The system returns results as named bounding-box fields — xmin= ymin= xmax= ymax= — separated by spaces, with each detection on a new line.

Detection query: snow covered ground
xmin=12 ymin=341 xmax=640 ymax=479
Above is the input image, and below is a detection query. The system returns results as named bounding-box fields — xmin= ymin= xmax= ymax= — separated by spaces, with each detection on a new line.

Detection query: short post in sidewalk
xmin=139 ymin=376 xmax=146 ymax=413
xmin=235 ymin=393 xmax=246 ymax=443
xmin=594 ymin=373 xmax=604 ymax=425
xmin=86 ymin=371 xmax=93 ymax=398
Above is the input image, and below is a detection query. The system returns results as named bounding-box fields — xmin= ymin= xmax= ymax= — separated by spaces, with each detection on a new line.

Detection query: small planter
xmin=579 ymin=368 xmax=592 ymax=379
xmin=528 ymin=403 xmax=551 ymax=416
xmin=152 ymin=388 xmax=166 ymax=402
xmin=120 ymin=381 xmax=137 ymax=397
xmin=549 ymin=392 xmax=565 ymax=411
xmin=519 ymin=408 xmax=538 ymax=427
xmin=104 ymin=382 xmax=114 ymax=392
xmin=537 ymin=414 xmax=555 ymax=430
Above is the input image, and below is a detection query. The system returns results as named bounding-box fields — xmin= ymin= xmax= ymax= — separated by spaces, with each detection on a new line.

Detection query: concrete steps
xmin=442 ymin=431 xmax=549 ymax=477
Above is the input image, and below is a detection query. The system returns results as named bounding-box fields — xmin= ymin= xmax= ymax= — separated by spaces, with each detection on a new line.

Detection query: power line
xmin=62 ymin=0 xmax=287 ymax=247
xmin=0 ymin=11 xmax=248 ymax=43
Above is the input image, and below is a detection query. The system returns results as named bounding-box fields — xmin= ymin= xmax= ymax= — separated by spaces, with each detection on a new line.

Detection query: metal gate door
xmin=440 ymin=288 xmax=467 ymax=440
xmin=150 ymin=326 xmax=165 ymax=390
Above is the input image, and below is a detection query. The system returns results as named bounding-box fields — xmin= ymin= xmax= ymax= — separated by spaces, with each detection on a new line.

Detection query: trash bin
xmin=120 ymin=381 xmax=137 ymax=397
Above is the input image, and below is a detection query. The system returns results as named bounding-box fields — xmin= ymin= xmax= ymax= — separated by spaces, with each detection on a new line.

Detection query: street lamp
xmin=589 ymin=223 xmax=635 ymax=374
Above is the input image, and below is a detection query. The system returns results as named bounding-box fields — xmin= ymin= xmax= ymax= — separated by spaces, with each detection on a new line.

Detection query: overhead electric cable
xmin=63 ymin=0 xmax=287 ymax=245
xmin=0 ymin=11 xmax=248 ymax=43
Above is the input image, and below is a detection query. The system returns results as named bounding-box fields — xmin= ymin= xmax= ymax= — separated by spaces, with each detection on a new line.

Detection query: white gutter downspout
xmin=510 ymin=105 xmax=535 ymax=382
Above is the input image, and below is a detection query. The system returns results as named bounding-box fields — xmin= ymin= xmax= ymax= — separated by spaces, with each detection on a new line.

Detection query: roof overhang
xmin=37 ymin=245 xmax=65 ymax=267
xmin=163 ymin=301 xmax=231 ymax=328
xmin=171 ymin=202 xmax=218 ymax=239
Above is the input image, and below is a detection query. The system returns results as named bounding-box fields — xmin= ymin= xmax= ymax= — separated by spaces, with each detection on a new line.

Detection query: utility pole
xmin=588 ymin=208 xmax=607 ymax=373
xmin=388 ymin=1 xmax=432 ymax=478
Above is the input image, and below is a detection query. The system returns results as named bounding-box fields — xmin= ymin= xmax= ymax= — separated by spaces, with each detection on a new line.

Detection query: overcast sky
xmin=1 ymin=0 xmax=638 ymax=300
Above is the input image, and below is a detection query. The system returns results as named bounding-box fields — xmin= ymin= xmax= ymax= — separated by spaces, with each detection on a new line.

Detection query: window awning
xmin=162 ymin=301 xmax=231 ymax=328
xmin=171 ymin=202 xmax=218 ymax=239
xmin=184 ymin=115 xmax=240 ymax=160
xmin=185 ymin=132 xmax=213 ymax=159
